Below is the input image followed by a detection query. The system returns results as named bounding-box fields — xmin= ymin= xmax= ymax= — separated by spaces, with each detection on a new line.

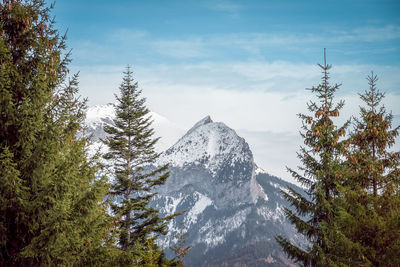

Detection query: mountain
xmin=152 ymin=116 xmax=304 ymax=266
xmin=85 ymin=103 xmax=184 ymax=153
xmin=85 ymin=105 xmax=305 ymax=266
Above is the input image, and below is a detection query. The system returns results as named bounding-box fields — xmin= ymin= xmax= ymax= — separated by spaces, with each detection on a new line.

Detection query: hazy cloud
xmin=75 ymin=61 xmax=400 ymax=183
xmin=329 ymin=25 xmax=400 ymax=43
xmin=208 ymin=0 xmax=241 ymax=12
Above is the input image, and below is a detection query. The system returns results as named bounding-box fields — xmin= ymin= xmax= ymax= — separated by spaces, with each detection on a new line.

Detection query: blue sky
xmin=53 ymin=0 xmax=400 ymax=182
xmin=54 ymin=0 xmax=400 ymax=66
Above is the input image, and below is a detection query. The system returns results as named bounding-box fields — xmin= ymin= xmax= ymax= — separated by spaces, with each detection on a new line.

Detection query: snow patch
xmin=270 ymin=182 xmax=290 ymax=194
xmin=250 ymin=165 xmax=269 ymax=203
xmin=162 ymin=195 xmax=183 ymax=215
xmin=86 ymin=103 xmax=115 ymax=124
xmin=200 ymin=207 xmax=251 ymax=248
xmin=186 ymin=115 xmax=213 ymax=136
xmin=257 ymin=205 xmax=284 ymax=221
xmin=185 ymin=192 xmax=213 ymax=226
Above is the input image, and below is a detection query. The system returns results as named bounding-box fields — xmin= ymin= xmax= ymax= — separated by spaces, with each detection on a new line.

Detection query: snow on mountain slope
xmin=86 ymin=103 xmax=116 ymax=125
xmin=157 ymin=115 xmax=252 ymax=175
xmin=85 ymin=103 xmax=184 ymax=152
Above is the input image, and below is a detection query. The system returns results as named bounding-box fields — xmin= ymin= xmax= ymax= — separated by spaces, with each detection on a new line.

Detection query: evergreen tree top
xmin=359 ymin=72 xmax=384 ymax=112
xmin=307 ymin=49 xmax=344 ymax=112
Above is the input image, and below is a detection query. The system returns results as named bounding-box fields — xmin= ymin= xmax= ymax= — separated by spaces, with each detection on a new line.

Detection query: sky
xmin=53 ymin=0 xmax=400 ymax=184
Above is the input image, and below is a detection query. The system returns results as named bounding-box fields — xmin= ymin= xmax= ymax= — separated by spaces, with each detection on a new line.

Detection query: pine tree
xmin=170 ymin=221 xmax=191 ymax=267
xmin=0 ymin=0 xmax=116 ymax=265
xmin=341 ymin=72 xmax=400 ymax=266
xmin=276 ymin=51 xmax=359 ymax=266
xmin=102 ymin=66 xmax=176 ymax=258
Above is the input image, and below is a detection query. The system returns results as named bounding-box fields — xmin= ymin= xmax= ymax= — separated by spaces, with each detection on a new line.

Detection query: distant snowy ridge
xmin=85 ymin=103 xmax=184 ymax=153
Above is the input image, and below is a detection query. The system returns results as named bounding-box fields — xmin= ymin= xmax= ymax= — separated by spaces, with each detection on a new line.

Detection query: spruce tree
xmin=341 ymin=72 xmax=400 ymax=266
xmin=170 ymin=221 xmax=191 ymax=267
xmin=0 ymin=0 xmax=115 ymax=265
xmin=102 ymin=66 xmax=175 ymax=258
xmin=276 ymin=51 xmax=359 ymax=266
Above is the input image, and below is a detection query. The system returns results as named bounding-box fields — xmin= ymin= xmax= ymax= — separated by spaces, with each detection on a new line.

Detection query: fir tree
xmin=170 ymin=221 xmax=191 ymax=267
xmin=102 ymin=66 xmax=176 ymax=258
xmin=0 ymin=0 xmax=115 ymax=265
xmin=276 ymin=51 xmax=359 ymax=266
xmin=341 ymin=72 xmax=400 ymax=266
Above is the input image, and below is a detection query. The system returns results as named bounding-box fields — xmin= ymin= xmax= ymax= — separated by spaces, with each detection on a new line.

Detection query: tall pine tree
xmin=102 ymin=66 xmax=176 ymax=260
xmin=341 ymin=72 xmax=400 ymax=266
xmin=0 ymin=0 xmax=116 ymax=265
xmin=276 ymin=51 xmax=359 ymax=266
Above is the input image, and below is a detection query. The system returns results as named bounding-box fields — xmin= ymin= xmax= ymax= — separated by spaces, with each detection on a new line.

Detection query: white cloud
xmin=74 ymin=61 xmax=400 ymax=184
xmin=237 ymin=129 xmax=301 ymax=183
xmin=75 ymin=61 xmax=400 ymax=135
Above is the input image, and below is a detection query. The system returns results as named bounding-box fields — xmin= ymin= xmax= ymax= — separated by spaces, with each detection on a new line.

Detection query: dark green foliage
xmin=276 ymin=53 xmax=358 ymax=266
xmin=170 ymin=221 xmax=191 ymax=267
xmin=0 ymin=0 xmax=116 ymax=265
xmin=340 ymin=72 xmax=400 ymax=266
xmin=102 ymin=66 xmax=178 ymax=262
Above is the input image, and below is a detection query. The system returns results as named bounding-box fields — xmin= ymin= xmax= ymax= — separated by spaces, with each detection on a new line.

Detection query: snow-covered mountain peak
xmin=158 ymin=117 xmax=252 ymax=176
xmin=186 ymin=115 xmax=213 ymax=135
xmin=86 ymin=103 xmax=115 ymax=124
